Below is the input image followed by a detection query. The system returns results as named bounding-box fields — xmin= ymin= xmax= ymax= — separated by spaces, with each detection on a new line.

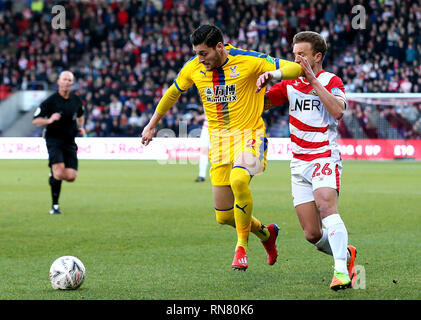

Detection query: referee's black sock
xmin=49 ymin=175 xmax=62 ymax=206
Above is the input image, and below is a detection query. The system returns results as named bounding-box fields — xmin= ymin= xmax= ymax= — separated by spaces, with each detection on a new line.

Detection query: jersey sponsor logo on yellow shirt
xmin=204 ymin=84 xmax=237 ymax=103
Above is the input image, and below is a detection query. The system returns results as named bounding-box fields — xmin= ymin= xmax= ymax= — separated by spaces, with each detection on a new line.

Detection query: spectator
xmin=109 ymin=94 xmax=122 ymax=119
xmin=406 ymin=44 xmax=418 ymax=63
xmin=269 ymin=119 xmax=289 ymax=138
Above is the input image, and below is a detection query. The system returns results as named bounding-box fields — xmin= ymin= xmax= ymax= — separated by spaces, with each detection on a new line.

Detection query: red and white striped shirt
xmin=266 ymin=70 xmax=346 ymax=167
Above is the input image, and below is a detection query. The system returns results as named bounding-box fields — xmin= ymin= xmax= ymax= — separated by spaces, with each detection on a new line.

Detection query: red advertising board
xmin=338 ymin=139 xmax=421 ymax=160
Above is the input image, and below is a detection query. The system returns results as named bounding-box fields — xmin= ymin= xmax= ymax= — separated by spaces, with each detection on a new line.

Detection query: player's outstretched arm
xmin=141 ymin=111 xmax=164 ymax=146
xmin=141 ymin=84 xmax=182 ymax=146
xmin=256 ymin=60 xmax=302 ymax=92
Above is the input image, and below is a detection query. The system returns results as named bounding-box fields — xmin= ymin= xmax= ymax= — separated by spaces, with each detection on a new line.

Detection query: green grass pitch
xmin=0 ymin=159 xmax=420 ymax=300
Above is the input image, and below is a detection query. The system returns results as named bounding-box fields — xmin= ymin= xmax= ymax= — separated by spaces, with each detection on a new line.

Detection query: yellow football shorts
xmin=208 ymin=129 xmax=268 ymax=186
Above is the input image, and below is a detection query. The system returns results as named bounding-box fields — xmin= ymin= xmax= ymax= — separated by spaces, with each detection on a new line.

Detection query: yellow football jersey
xmin=173 ymin=44 xmax=285 ymax=136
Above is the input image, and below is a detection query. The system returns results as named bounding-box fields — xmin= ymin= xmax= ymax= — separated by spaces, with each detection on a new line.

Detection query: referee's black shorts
xmin=46 ymin=138 xmax=78 ymax=170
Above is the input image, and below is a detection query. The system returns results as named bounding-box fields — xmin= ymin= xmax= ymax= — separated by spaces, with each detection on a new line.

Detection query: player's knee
xmin=229 ymin=168 xmax=250 ymax=194
xmin=65 ymin=172 xmax=78 ymax=182
xmin=230 ymin=177 xmax=247 ymax=194
xmin=315 ymin=189 xmax=338 ymax=217
xmin=315 ymin=196 xmax=335 ymax=215
xmin=316 ymin=202 xmax=336 ymax=217
xmin=53 ymin=171 xmax=65 ymax=181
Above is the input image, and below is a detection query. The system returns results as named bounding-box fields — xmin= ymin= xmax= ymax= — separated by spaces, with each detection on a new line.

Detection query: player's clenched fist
xmin=255 ymin=71 xmax=273 ymax=93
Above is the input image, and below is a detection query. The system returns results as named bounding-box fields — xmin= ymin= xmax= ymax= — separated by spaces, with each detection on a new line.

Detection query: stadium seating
xmin=0 ymin=0 xmax=419 ymax=138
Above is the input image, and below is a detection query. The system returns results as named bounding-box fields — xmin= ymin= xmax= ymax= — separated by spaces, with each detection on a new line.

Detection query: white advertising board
xmin=0 ymin=137 xmax=293 ymax=161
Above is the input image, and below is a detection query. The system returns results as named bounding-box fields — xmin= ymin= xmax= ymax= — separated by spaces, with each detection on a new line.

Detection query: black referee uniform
xmin=33 ymin=91 xmax=84 ymax=214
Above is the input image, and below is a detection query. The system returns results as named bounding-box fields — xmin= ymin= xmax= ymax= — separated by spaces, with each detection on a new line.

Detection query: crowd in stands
xmin=0 ymin=0 xmax=420 ymax=139
xmin=344 ymin=100 xmax=421 ymax=139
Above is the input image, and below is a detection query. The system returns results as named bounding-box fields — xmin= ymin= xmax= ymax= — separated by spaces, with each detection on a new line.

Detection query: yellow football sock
xmin=215 ymin=208 xmax=270 ymax=242
xmin=230 ymin=166 xmax=253 ymax=251
xmin=250 ymin=217 xmax=270 ymax=242
xmin=215 ymin=208 xmax=235 ymax=227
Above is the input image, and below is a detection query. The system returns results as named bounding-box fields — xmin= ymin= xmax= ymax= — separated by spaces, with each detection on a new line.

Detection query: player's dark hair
xmin=190 ymin=25 xmax=224 ymax=48
xmin=293 ymin=31 xmax=327 ymax=59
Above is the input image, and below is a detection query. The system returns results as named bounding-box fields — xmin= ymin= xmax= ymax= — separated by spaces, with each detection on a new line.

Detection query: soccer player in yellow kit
xmin=141 ymin=25 xmax=302 ymax=270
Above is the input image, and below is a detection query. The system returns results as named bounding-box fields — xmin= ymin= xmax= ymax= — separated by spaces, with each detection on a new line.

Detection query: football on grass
xmin=49 ymin=256 xmax=86 ymax=290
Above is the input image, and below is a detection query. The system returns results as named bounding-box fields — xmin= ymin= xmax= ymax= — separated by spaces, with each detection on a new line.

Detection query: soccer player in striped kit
xmin=142 ymin=25 xmax=302 ymax=271
xmin=256 ymin=31 xmax=357 ymax=290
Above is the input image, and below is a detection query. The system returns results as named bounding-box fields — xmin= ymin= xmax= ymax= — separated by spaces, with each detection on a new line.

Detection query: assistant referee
xmin=32 ymin=71 xmax=85 ymax=214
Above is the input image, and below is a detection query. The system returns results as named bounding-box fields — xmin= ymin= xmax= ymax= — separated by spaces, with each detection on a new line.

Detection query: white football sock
xmin=198 ymin=154 xmax=209 ymax=178
xmin=322 ymin=214 xmax=348 ymax=274
xmin=314 ymin=228 xmax=333 ymax=255
xmin=315 ymin=228 xmax=351 ymax=260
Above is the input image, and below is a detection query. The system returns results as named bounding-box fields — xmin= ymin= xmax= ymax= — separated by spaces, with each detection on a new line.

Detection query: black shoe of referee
xmin=50 ymin=205 xmax=62 ymax=215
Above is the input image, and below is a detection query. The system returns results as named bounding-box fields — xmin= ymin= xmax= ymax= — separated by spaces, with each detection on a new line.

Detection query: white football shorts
xmin=291 ymin=157 xmax=342 ymax=207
